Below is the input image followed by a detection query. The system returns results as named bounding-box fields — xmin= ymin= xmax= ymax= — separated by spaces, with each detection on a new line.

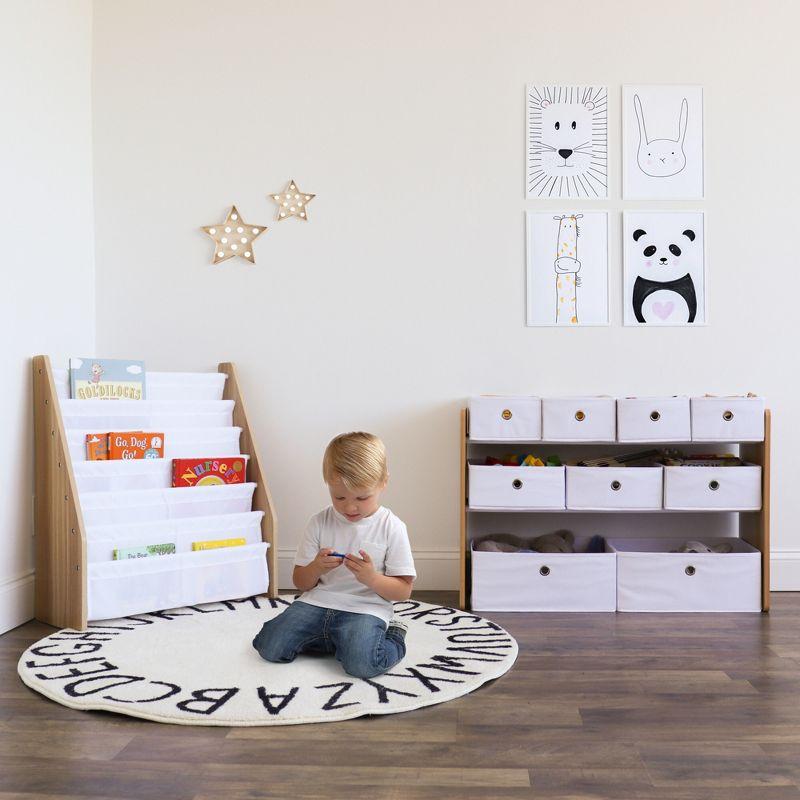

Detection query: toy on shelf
xmin=485 ymin=453 xmax=562 ymax=467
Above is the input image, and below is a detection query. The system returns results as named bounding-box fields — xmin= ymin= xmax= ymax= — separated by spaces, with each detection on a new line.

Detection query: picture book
xmin=172 ymin=457 xmax=247 ymax=487
xmin=192 ymin=537 xmax=247 ymax=551
xmin=69 ymin=357 xmax=146 ymax=400
xmin=85 ymin=433 xmax=110 ymax=461
xmin=108 ymin=431 xmax=164 ymax=460
xmin=112 ymin=543 xmax=176 ymax=560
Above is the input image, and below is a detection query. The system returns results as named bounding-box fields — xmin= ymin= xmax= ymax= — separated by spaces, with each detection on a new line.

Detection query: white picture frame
xmin=526 ymin=85 xmax=608 ymax=199
xmin=622 ymin=85 xmax=704 ymax=199
xmin=526 ymin=210 xmax=609 ymax=327
xmin=623 ymin=210 xmax=707 ymax=326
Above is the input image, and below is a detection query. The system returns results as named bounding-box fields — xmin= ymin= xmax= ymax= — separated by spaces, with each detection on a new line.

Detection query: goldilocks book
xmin=69 ymin=357 xmax=146 ymax=400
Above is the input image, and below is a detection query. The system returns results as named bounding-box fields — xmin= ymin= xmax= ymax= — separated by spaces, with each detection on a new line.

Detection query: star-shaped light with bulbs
xmin=270 ymin=180 xmax=315 ymax=221
xmin=201 ymin=206 xmax=267 ymax=264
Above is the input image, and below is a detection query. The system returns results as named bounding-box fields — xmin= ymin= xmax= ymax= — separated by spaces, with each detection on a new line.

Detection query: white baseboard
xmin=0 ymin=571 xmax=35 ymax=634
xmin=771 ymin=550 xmax=800 ymax=591
xmin=277 ymin=549 xmax=459 ymax=593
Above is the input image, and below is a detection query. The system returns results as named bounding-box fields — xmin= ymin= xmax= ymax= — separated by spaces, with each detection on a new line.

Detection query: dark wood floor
xmin=2 ymin=591 xmax=800 ymax=800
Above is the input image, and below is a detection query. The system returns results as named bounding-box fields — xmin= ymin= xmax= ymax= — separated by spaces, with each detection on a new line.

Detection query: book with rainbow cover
xmin=172 ymin=457 xmax=247 ymax=487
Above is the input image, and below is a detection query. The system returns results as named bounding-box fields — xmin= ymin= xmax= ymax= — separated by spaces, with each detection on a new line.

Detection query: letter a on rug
xmin=17 ymin=597 xmax=518 ymax=726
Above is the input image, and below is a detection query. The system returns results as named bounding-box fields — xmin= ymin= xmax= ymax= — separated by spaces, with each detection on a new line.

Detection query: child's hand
xmin=343 ymin=549 xmax=377 ymax=588
xmin=313 ymin=548 xmax=345 ymax=574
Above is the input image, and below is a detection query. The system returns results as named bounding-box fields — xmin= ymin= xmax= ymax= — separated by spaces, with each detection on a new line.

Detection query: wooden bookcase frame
xmin=459 ymin=407 xmax=772 ymax=612
xmin=32 ymin=355 xmax=278 ymax=631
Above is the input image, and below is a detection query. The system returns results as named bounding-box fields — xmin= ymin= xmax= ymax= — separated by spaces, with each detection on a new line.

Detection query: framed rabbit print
xmin=622 ymin=85 xmax=704 ymax=199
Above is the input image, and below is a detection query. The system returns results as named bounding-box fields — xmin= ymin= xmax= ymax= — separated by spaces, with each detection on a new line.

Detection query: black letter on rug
xmin=360 ymin=678 xmax=418 ymax=704
xmin=176 ymin=687 xmax=239 ymax=715
xmin=315 ymin=682 xmax=360 ymax=711
xmin=257 ymin=686 xmax=299 ymax=715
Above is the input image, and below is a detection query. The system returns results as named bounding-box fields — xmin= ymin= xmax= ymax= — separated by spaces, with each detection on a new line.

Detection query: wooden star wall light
xmin=270 ymin=179 xmax=315 ymax=221
xmin=201 ymin=206 xmax=267 ymax=264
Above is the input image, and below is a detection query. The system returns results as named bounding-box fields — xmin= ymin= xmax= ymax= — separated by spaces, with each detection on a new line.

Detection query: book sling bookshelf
xmin=32 ymin=355 xmax=277 ymax=631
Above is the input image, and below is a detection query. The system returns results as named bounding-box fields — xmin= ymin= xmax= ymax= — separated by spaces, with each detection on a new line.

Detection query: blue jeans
xmin=252 ymin=600 xmax=406 ymax=679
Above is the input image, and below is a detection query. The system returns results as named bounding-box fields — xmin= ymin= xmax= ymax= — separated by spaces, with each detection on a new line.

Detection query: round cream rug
xmin=17 ymin=596 xmax=517 ymax=726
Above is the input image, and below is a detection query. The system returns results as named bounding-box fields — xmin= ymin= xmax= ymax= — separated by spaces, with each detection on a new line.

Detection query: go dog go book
xmin=172 ymin=457 xmax=248 ymax=487
xmin=69 ymin=357 xmax=146 ymax=400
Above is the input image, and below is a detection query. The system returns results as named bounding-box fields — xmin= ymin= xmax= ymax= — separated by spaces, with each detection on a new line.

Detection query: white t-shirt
xmin=293 ymin=505 xmax=417 ymax=624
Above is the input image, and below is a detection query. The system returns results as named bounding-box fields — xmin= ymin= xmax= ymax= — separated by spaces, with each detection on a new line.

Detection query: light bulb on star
xmin=270 ymin=179 xmax=315 ymax=222
xmin=201 ymin=206 xmax=267 ymax=264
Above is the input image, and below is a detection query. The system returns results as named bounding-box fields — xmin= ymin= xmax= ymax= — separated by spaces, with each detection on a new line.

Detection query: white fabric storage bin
xmin=470 ymin=539 xmax=616 ymax=612
xmin=67 ymin=427 xmax=243 ymax=462
xmin=85 ymin=510 xmax=264 ymax=563
xmin=87 ymin=541 xmax=269 ymax=620
xmin=691 ymin=396 xmax=765 ymax=441
xmin=59 ymin=399 xmax=235 ymax=430
xmin=617 ymin=396 xmax=691 ymax=442
xmin=468 ymin=463 xmax=565 ymax=510
xmin=468 ymin=396 xmax=541 ymax=442
xmin=608 ymin=537 xmax=761 ymax=612
xmin=80 ymin=483 xmax=257 ymax=525
xmin=663 ymin=465 xmax=762 ymax=511
xmin=566 ymin=466 xmax=663 ymax=510
xmin=53 ymin=369 xmax=227 ymax=402
xmin=541 ymin=397 xmax=616 ymax=442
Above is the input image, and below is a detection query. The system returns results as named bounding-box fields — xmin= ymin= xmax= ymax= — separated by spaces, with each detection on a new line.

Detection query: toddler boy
xmin=252 ymin=432 xmax=416 ymax=678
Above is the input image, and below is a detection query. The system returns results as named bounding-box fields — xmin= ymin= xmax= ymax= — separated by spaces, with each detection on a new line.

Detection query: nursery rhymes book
xmin=172 ymin=457 xmax=247 ymax=487
xmin=69 ymin=357 xmax=146 ymax=400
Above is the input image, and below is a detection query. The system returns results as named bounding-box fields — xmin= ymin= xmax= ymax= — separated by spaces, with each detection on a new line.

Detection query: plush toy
xmin=530 ymin=529 xmax=575 ymax=553
xmin=585 ymin=534 xmax=606 ymax=553
xmin=474 ymin=533 xmax=529 ymax=553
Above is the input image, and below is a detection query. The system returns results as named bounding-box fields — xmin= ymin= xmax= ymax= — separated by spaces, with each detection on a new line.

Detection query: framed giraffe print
xmin=623 ymin=210 xmax=706 ymax=326
xmin=526 ymin=210 xmax=609 ymax=326
xmin=526 ymin=85 xmax=608 ymax=199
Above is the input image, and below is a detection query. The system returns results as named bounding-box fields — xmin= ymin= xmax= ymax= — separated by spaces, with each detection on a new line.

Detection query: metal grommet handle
xmin=501 ymin=408 xmax=513 ymax=420
xmin=685 ymin=565 xmax=696 ymax=576
xmin=708 ymin=480 xmax=720 ymax=491
xmin=650 ymin=410 xmax=661 ymax=422
xmin=575 ymin=410 xmax=586 ymax=421
xmin=610 ymin=480 xmax=622 ymax=491
xmin=512 ymin=478 xmax=523 ymax=490
xmin=723 ymin=410 xmax=734 ymax=422
xmin=539 ymin=566 xmax=550 ymax=577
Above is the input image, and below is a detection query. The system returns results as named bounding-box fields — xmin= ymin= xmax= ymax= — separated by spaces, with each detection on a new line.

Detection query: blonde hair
xmin=323 ymin=432 xmax=388 ymax=490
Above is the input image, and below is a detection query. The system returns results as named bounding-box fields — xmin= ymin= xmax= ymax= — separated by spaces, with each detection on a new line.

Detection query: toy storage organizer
xmin=32 ymin=356 xmax=278 ymax=630
xmin=460 ymin=396 xmax=771 ymax=613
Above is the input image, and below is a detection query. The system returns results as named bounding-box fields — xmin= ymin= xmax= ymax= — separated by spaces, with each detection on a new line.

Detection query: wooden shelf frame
xmin=459 ymin=406 xmax=772 ymax=612
xmin=32 ymin=355 xmax=278 ymax=631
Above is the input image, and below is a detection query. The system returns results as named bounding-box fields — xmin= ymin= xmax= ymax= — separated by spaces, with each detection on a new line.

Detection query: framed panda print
xmin=526 ymin=85 xmax=608 ymax=199
xmin=526 ymin=210 xmax=609 ymax=326
xmin=622 ymin=85 xmax=704 ymax=199
xmin=623 ymin=211 xmax=706 ymax=326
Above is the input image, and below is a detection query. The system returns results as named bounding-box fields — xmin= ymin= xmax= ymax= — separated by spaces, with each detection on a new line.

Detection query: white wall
xmin=0 ymin=1 xmax=95 ymax=631
xmin=91 ymin=0 xmax=798 ymax=589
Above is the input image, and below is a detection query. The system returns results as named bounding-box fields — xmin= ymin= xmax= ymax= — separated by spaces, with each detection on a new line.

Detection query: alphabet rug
xmin=18 ymin=596 xmax=518 ymax=726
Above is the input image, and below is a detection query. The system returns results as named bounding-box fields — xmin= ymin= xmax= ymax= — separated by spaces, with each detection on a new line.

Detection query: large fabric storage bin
xmin=468 ymin=396 xmax=541 ymax=442
xmin=566 ymin=466 xmax=663 ymax=510
xmin=87 ymin=541 xmax=269 ymax=620
xmin=59 ymin=399 xmax=235 ymax=430
xmin=67 ymin=426 xmax=242 ymax=462
xmin=80 ymin=483 xmax=257 ymax=525
xmin=663 ymin=465 xmax=762 ymax=510
xmin=541 ymin=397 xmax=616 ymax=441
xmin=85 ymin=510 xmax=264 ymax=563
xmin=470 ymin=539 xmax=616 ymax=611
xmin=617 ymin=396 xmax=691 ymax=442
xmin=608 ymin=538 xmax=761 ymax=612
xmin=691 ymin=396 xmax=765 ymax=441
xmin=53 ymin=369 xmax=227 ymax=402
xmin=468 ymin=463 xmax=565 ymax=510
